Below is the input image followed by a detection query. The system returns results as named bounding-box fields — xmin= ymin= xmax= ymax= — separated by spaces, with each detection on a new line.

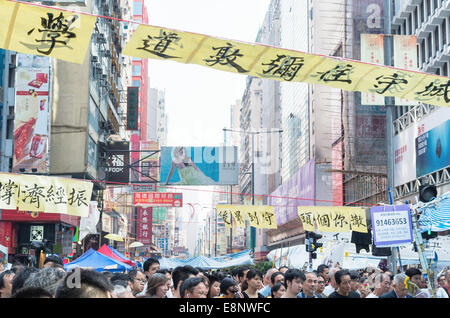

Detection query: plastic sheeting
xmin=157 ymin=250 xmax=254 ymax=269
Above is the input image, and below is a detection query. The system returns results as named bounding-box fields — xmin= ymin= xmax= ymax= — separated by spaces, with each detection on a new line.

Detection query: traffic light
xmin=418 ymin=184 xmax=438 ymax=240
xmin=419 ymin=184 xmax=437 ymax=203
xmin=305 ymin=231 xmax=323 ymax=258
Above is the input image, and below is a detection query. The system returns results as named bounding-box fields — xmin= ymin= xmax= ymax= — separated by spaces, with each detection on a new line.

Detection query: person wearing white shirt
xmin=323 ymin=267 xmax=339 ymax=297
xmin=366 ymin=273 xmax=391 ymax=298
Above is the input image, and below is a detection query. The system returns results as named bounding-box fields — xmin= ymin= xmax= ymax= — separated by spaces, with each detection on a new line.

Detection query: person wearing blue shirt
xmin=297 ymin=272 xmax=323 ymax=298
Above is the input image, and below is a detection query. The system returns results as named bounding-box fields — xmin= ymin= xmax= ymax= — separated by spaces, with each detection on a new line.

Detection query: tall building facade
xmin=0 ymin=0 xmax=135 ymax=263
xmin=389 ymin=0 xmax=450 ymax=202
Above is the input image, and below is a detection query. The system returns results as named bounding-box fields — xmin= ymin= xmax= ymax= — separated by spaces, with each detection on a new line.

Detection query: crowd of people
xmin=1 ymin=255 xmax=450 ymax=298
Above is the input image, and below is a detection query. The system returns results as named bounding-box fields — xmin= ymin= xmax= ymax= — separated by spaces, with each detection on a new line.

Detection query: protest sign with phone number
xmin=371 ymin=205 xmax=414 ymax=247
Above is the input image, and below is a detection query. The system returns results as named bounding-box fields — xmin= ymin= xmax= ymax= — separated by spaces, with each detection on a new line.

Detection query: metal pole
xmin=1 ymin=51 xmax=10 ymax=172
xmin=410 ymin=206 xmax=436 ymax=297
xmin=214 ymin=209 xmax=218 ymax=257
xmin=251 ymin=133 xmax=255 ymax=252
xmin=229 ymin=185 xmax=233 ymax=253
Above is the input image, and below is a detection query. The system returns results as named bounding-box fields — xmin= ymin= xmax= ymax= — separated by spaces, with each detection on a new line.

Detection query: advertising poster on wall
xmin=13 ymin=54 xmax=51 ymax=173
xmin=269 ymin=159 xmax=315 ymax=226
xmin=139 ymin=141 xmax=160 ymax=182
xmin=394 ymin=107 xmax=450 ymax=186
xmin=160 ymin=146 xmax=238 ymax=185
xmin=416 ymin=119 xmax=450 ymax=178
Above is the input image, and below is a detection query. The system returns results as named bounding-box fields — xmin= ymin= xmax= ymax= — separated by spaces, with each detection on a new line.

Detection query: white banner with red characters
xmin=394 ymin=35 xmax=418 ymax=106
xmin=137 ymin=207 xmax=152 ymax=245
xmin=134 ymin=192 xmax=183 ymax=207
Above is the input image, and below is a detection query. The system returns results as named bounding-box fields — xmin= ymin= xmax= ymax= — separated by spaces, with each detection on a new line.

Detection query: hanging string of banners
xmin=0 ymin=0 xmax=449 ymax=108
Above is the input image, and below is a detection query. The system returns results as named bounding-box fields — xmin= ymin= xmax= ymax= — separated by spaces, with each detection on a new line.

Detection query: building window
xmin=414 ymin=7 xmax=418 ymax=32
xmin=30 ymin=225 xmax=44 ymax=242
xmin=133 ymin=1 xmax=142 ymax=15
xmin=132 ymin=80 xmax=141 ymax=87
xmin=435 ymin=27 xmax=440 ymax=52
xmin=132 ymin=64 xmax=141 ymax=76
xmin=442 ymin=19 xmax=447 ymax=46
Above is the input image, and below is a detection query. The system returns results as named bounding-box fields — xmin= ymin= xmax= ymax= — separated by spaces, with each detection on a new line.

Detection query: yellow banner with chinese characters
xmin=297 ymin=209 xmax=315 ymax=232
xmin=123 ymin=24 xmax=450 ymax=108
xmin=298 ymin=206 xmax=368 ymax=233
xmin=216 ymin=205 xmax=277 ymax=229
xmin=216 ymin=206 xmax=233 ymax=229
xmin=0 ymin=173 xmax=93 ymax=217
xmin=0 ymin=0 xmax=95 ymax=64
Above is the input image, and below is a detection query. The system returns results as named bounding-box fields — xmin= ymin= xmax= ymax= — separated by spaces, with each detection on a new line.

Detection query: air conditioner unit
xmin=102 ymin=51 xmax=112 ymax=58
xmin=100 ymin=121 xmax=108 ymax=130
xmin=101 ymin=74 xmax=108 ymax=81
xmin=91 ymin=55 xmax=99 ymax=63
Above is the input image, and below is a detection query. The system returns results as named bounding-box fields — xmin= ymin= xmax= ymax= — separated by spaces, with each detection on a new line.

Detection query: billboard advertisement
xmin=269 ymin=159 xmax=315 ymax=226
xmin=13 ymin=54 xmax=51 ymax=173
xmin=160 ymin=146 xmax=238 ymax=185
xmin=394 ymin=107 xmax=450 ymax=186
xmin=137 ymin=207 xmax=152 ymax=245
xmin=134 ymin=192 xmax=182 ymax=207
xmin=139 ymin=141 xmax=160 ymax=182
xmin=105 ymin=141 xmax=130 ymax=183
xmin=416 ymin=119 xmax=450 ymax=178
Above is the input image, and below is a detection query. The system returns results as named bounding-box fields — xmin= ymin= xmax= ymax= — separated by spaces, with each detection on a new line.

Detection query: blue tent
xmin=64 ymin=248 xmax=133 ymax=272
xmin=107 ymin=245 xmax=133 ymax=264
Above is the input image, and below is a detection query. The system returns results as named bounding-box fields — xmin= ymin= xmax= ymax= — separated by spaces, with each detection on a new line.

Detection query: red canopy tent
xmin=97 ymin=244 xmax=135 ymax=267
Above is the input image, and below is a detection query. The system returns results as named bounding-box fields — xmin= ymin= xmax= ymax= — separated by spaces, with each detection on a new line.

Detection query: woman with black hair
xmin=270 ymin=282 xmax=286 ymax=298
xmin=242 ymin=269 xmax=265 ymax=298
xmin=206 ymin=274 xmax=221 ymax=298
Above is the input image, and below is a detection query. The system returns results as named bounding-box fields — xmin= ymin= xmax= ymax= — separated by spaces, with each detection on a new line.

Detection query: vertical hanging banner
xmin=127 ymin=87 xmax=139 ymax=130
xmin=361 ymin=34 xmax=385 ymax=105
xmin=13 ymin=54 xmax=50 ymax=173
xmin=0 ymin=0 xmax=95 ymax=64
xmin=137 ymin=207 xmax=152 ymax=245
xmin=394 ymin=35 xmax=418 ymax=106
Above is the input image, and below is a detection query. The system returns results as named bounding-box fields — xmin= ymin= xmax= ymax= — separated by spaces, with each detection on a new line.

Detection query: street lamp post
xmin=223 ymin=128 xmax=282 ymax=252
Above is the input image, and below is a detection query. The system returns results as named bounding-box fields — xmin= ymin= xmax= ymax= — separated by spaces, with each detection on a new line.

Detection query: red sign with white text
xmin=134 ymin=192 xmax=183 ymax=207
xmin=137 ymin=207 xmax=152 ymax=245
